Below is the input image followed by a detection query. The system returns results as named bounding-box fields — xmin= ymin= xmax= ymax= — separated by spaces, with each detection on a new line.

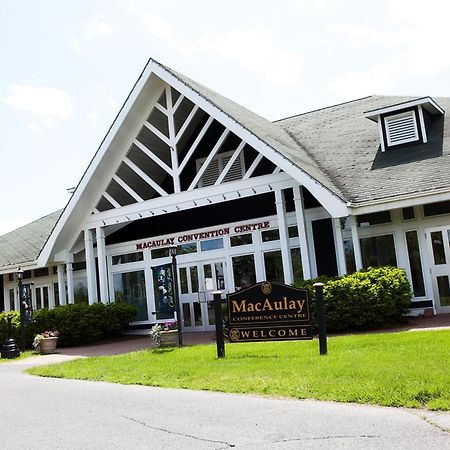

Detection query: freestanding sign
xmin=227 ymin=281 xmax=312 ymax=343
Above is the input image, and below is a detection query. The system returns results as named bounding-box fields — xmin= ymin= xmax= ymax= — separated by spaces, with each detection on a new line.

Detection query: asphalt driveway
xmin=1 ymin=354 xmax=449 ymax=450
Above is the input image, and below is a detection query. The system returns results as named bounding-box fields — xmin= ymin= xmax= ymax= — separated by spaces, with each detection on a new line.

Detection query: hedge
xmin=295 ymin=266 xmax=412 ymax=332
xmin=0 ymin=303 xmax=137 ymax=348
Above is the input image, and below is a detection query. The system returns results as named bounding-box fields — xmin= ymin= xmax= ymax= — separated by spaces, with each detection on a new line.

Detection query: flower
xmin=149 ymin=321 xmax=177 ymax=347
xmin=32 ymin=330 xmax=59 ymax=350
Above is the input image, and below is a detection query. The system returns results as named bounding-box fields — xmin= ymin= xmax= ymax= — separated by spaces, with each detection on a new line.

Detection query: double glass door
xmin=427 ymin=227 xmax=450 ymax=312
xmin=32 ymin=285 xmax=50 ymax=310
xmin=178 ymin=260 xmax=227 ymax=331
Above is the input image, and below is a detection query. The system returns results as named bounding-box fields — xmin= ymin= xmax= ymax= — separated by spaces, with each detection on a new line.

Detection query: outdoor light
xmin=17 ymin=267 xmax=23 ymax=281
xmin=168 ymin=244 xmax=177 ymax=258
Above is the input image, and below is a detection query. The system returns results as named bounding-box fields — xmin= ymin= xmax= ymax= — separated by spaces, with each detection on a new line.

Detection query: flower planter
xmin=39 ymin=337 xmax=59 ymax=355
xmin=160 ymin=330 xmax=178 ymax=348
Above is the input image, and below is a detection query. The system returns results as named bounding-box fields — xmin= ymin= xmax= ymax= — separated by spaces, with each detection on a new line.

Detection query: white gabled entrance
xmin=426 ymin=226 xmax=450 ymax=313
xmin=178 ymin=259 xmax=228 ymax=331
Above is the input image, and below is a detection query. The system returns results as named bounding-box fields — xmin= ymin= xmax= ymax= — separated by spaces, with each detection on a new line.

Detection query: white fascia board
xmin=38 ymin=60 xmax=165 ymax=267
xmin=150 ymin=64 xmax=348 ymax=218
xmin=0 ymin=261 xmax=37 ymax=276
xmin=365 ymin=97 xmax=444 ymax=121
xmin=347 ymin=188 xmax=450 ymax=215
xmin=85 ymin=172 xmax=296 ymax=227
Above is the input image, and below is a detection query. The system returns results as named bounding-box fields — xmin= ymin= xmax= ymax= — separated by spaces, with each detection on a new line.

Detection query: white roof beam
xmin=102 ymin=192 xmax=121 ymax=209
xmin=154 ymin=102 xmax=168 ymax=116
xmin=166 ymin=86 xmax=181 ymax=193
xmin=188 ymin=129 xmax=230 ymax=190
xmin=112 ymin=174 xmax=144 ymax=202
xmin=179 ymin=115 xmax=214 ymax=174
xmin=175 ymin=105 xmax=199 ymax=143
xmin=133 ymin=139 xmax=173 ymax=176
xmin=143 ymin=121 xmax=171 ymax=147
xmin=243 ymin=153 xmax=264 ymax=180
xmin=172 ymin=93 xmax=185 ymax=113
xmin=123 ymin=157 xmax=168 ymax=197
xmin=215 ymin=140 xmax=246 ymax=185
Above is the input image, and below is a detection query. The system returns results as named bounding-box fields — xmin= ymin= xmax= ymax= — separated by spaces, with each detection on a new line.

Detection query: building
xmin=1 ymin=58 xmax=450 ymax=330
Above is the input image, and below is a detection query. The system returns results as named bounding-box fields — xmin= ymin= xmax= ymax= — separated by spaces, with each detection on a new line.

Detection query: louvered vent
xmin=385 ymin=111 xmax=419 ymax=147
xmin=199 ymin=158 xmax=220 ymax=187
xmin=197 ymin=151 xmax=245 ymax=187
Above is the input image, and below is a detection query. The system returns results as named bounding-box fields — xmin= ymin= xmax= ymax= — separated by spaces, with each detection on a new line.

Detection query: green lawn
xmin=28 ymin=330 xmax=450 ymax=410
xmin=0 ymin=351 xmax=34 ymax=363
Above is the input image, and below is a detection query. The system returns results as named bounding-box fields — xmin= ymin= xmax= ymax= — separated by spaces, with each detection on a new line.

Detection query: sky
xmin=2 ymin=0 xmax=450 ymax=235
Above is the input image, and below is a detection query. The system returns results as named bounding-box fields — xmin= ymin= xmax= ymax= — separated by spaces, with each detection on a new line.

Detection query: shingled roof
xmin=276 ymin=95 xmax=449 ymax=204
xmin=0 ymin=209 xmax=62 ymax=270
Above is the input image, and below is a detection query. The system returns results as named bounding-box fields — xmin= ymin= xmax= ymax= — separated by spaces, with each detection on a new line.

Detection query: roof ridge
xmin=273 ymin=95 xmax=376 ymax=123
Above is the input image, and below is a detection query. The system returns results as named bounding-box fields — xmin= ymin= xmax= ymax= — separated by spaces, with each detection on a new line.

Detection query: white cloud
xmin=329 ymin=63 xmax=395 ymax=100
xmin=200 ymin=29 xmax=304 ymax=88
xmin=0 ymin=217 xmax=34 ymax=236
xmin=4 ymin=84 xmax=73 ymax=123
xmin=70 ymin=16 xmax=114 ymax=52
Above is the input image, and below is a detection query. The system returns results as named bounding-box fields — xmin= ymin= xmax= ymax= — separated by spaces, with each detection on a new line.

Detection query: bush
xmin=295 ymin=266 xmax=412 ymax=333
xmin=0 ymin=303 xmax=137 ymax=348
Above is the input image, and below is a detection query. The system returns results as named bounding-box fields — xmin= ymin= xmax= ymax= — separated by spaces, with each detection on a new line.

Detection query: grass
xmin=0 ymin=351 xmax=34 ymax=363
xmin=28 ymin=330 xmax=450 ymax=411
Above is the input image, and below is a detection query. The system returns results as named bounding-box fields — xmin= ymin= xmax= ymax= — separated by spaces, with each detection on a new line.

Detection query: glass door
xmin=427 ymin=227 xmax=450 ymax=312
xmin=178 ymin=259 xmax=227 ymax=331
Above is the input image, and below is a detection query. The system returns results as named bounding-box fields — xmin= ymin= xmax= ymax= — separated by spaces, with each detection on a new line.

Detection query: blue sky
xmin=2 ymin=0 xmax=450 ymax=234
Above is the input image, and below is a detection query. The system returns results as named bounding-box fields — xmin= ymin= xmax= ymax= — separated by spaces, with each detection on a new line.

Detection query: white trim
xmin=112 ymin=174 xmax=144 ymax=203
xmin=133 ymin=139 xmax=173 ymax=175
xmin=175 ymin=105 xmax=199 ymax=143
xmin=215 ymin=141 xmax=246 ymax=185
xmin=293 ymin=185 xmax=312 ymax=280
xmin=365 ymin=97 xmax=444 ymax=120
xmin=178 ymin=116 xmax=214 ymax=173
xmin=172 ymin=93 xmax=185 ymax=113
xmin=123 ymin=156 xmax=168 ymax=197
xmin=243 ymin=153 xmax=263 ymax=180
xmin=275 ymin=189 xmax=293 ymax=284
xmin=417 ymin=104 xmax=428 ymax=143
xmin=350 ymin=216 xmax=363 ymax=270
xmin=84 ymin=229 xmax=98 ymax=304
xmin=103 ymin=192 xmax=121 ymax=209
xmin=143 ymin=121 xmax=171 ymax=147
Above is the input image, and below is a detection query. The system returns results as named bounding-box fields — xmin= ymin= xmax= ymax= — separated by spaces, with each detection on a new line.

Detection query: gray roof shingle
xmin=276 ymin=95 xmax=450 ymax=204
xmin=0 ymin=210 xmax=62 ymax=269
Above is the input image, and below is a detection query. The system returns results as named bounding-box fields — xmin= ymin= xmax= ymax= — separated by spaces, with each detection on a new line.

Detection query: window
xmin=264 ymin=251 xmax=284 ymax=283
xmin=261 ymin=229 xmax=280 ymax=242
xmin=196 ymin=151 xmax=245 ymax=187
xmin=343 ymin=240 xmax=356 ymax=274
xmin=151 ymin=248 xmax=169 ymax=259
xmin=9 ymin=289 xmax=15 ymax=310
xmin=360 ymin=235 xmax=397 ymax=268
xmin=288 ymin=226 xmax=299 ymax=238
xmin=200 ymin=238 xmax=224 ymax=251
xmin=113 ymin=270 xmax=148 ymax=321
xmin=177 ymin=243 xmax=197 ymax=254
xmin=230 ymin=234 xmax=252 ymax=247
xmin=291 ymin=248 xmax=303 ymax=283
xmin=402 ymin=207 xmax=415 ymax=221
xmin=423 ymin=200 xmax=450 ymax=217
xmin=357 ymin=211 xmax=391 ymax=227
xmin=232 ymin=255 xmax=256 ymax=289
xmin=405 ymin=231 xmax=425 ymax=297
xmin=384 ymin=111 xmax=419 ymax=147
xmin=112 ymin=252 xmax=144 ymax=265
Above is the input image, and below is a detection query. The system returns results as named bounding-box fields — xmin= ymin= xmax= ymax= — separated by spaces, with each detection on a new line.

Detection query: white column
xmin=349 ymin=215 xmax=363 ymax=270
xmin=66 ymin=260 xmax=75 ymax=304
xmin=57 ymin=264 xmax=67 ymax=306
xmin=333 ymin=218 xmax=347 ymax=276
xmin=84 ymin=229 xmax=98 ymax=304
xmin=96 ymin=226 xmax=109 ymax=304
xmin=275 ymin=189 xmax=293 ymax=284
xmin=4 ymin=275 xmax=10 ymax=312
xmin=293 ymin=185 xmax=312 ymax=280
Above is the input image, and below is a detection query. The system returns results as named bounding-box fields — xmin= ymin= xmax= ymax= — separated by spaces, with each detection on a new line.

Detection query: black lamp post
xmin=17 ymin=267 xmax=26 ymax=352
xmin=169 ymin=245 xmax=183 ymax=347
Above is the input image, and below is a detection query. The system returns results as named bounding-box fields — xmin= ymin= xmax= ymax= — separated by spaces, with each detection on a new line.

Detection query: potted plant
xmin=33 ymin=330 xmax=59 ymax=355
xmin=149 ymin=321 xmax=178 ymax=348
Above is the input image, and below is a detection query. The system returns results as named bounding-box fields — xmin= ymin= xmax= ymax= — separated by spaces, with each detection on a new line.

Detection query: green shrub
xmin=0 ymin=302 xmax=137 ymax=348
xmin=295 ymin=266 xmax=412 ymax=333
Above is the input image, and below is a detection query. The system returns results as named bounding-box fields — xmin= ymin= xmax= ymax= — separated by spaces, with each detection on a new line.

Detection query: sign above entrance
xmin=227 ymin=281 xmax=312 ymax=343
xmin=135 ymin=221 xmax=270 ymax=251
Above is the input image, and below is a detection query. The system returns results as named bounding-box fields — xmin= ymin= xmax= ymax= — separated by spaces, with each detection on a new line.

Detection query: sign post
xmin=313 ymin=282 xmax=327 ymax=355
xmin=213 ymin=291 xmax=225 ymax=358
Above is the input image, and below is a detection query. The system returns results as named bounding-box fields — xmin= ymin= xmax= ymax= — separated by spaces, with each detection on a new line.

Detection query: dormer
xmin=365 ymin=97 xmax=444 ymax=152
